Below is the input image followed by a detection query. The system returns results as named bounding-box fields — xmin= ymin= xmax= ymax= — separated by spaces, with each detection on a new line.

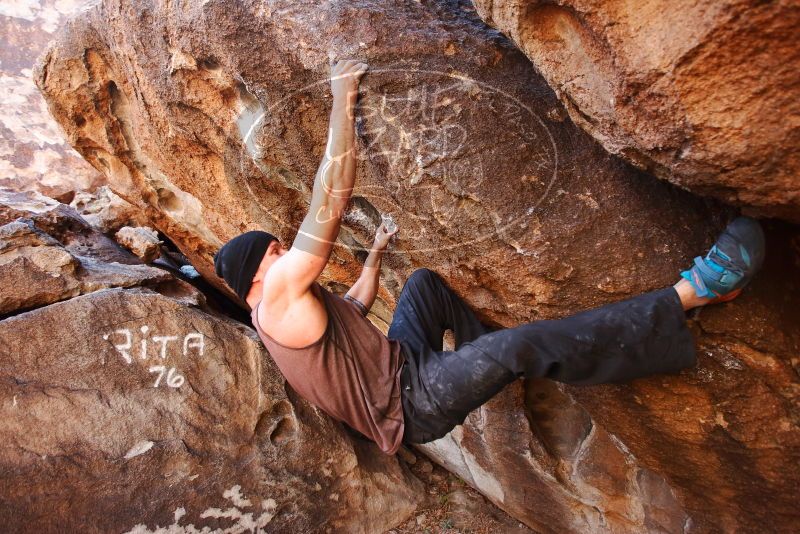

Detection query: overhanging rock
xmin=34 ymin=1 xmax=800 ymax=532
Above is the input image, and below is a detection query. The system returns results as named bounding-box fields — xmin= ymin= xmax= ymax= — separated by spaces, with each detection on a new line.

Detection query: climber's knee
xmin=405 ymin=268 xmax=440 ymax=289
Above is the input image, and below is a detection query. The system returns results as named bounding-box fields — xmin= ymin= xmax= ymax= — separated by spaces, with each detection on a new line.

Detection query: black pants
xmin=388 ymin=269 xmax=696 ymax=445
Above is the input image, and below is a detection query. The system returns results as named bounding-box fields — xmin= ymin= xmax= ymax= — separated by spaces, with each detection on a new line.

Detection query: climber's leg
xmin=401 ymin=285 xmax=696 ymax=444
xmin=397 ymin=216 xmax=767 ymax=445
xmin=388 ymin=267 xmax=491 ymax=354
xmin=388 ymin=268 xmax=499 ymax=444
xmin=674 ymin=278 xmax=712 ymax=310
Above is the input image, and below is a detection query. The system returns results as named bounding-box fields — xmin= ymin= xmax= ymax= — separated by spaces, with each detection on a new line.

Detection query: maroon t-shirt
xmin=251 ymin=282 xmax=406 ymax=454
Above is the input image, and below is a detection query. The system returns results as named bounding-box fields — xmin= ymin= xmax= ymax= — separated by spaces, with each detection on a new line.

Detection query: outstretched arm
xmin=265 ymin=59 xmax=368 ymax=298
xmin=345 ymin=221 xmax=399 ymax=315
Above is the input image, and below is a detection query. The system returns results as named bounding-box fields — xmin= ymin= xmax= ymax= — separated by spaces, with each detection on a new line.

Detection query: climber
xmin=213 ymin=59 xmax=766 ymax=455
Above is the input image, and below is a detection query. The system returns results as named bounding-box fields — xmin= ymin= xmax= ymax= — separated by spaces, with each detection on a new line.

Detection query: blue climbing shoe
xmin=680 ymin=216 xmax=765 ymax=303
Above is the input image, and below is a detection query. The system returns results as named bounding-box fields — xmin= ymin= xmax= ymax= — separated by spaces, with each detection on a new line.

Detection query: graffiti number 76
xmin=148 ymin=366 xmax=186 ymax=388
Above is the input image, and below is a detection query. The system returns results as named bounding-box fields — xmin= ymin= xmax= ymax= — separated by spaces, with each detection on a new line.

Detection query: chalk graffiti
xmin=102 ymin=328 xmax=205 ymax=388
xmin=152 ymin=335 xmax=179 ymax=359
xmin=183 ymin=333 xmax=204 ymax=357
xmin=148 ymin=366 xmax=185 ymax=388
xmin=124 ymin=485 xmax=277 ymax=533
xmin=235 ymin=68 xmax=559 ymax=255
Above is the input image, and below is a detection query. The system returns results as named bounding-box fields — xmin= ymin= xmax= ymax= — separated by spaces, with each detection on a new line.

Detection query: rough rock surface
xmin=472 ymin=0 xmax=800 ymax=222
xmin=0 ymin=192 xmax=422 ymax=533
xmin=33 ymin=0 xmax=800 ymax=532
xmin=71 ymin=185 xmax=152 ymax=234
xmin=115 ymin=225 xmax=162 ymax=262
xmin=0 ymin=188 xmax=169 ymax=315
xmin=0 ymin=0 xmax=101 ymax=198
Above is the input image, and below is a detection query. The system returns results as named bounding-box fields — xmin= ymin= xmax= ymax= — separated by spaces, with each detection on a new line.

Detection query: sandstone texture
xmin=0 ymin=188 xmax=169 ymax=315
xmin=32 ymin=0 xmax=800 ymax=532
xmin=71 ymin=185 xmax=152 ymax=234
xmin=0 ymin=0 xmax=101 ymax=198
xmin=472 ymin=0 xmax=800 ymax=222
xmin=115 ymin=225 xmax=162 ymax=262
xmin=0 ymin=192 xmax=422 ymax=533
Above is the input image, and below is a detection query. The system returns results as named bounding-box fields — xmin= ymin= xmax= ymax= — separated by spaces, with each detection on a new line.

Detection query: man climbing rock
xmin=213 ymin=60 xmax=766 ymax=455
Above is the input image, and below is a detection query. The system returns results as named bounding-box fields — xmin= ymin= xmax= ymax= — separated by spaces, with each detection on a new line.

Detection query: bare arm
xmin=345 ymin=221 xmax=399 ymax=314
xmin=264 ymin=60 xmax=368 ymax=299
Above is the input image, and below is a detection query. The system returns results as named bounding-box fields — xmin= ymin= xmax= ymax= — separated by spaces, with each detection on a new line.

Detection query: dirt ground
xmin=390 ymin=445 xmax=536 ymax=534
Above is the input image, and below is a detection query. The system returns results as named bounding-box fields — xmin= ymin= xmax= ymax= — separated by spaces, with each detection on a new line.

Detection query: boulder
xmin=0 ymin=188 xmax=170 ymax=315
xmin=418 ymin=220 xmax=800 ymax=534
xmin=1 ymin=287 xmax=423 ymax=533
xmin=472 ymin=0 xmax=800 ymax=221
xmin=33 ymin=0 xmax=733 ymax=320
xmin=33 ymin=0 xmax=799 ymax=532
xmin=115 ymin=225 xmax=162 ymax=263
xmin=0 ymin=192 xmax=423 ymax=533
xmin=70 ymin=185 xmax=152 ymax=234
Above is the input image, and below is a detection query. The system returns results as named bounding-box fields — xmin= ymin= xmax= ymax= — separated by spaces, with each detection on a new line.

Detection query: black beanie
xmin=213 ymin=230 xmax=277 ymax=302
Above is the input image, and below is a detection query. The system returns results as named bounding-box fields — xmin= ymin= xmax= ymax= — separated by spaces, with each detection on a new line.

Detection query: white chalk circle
xmin=233 ymin=68 xmax=558 ymax=254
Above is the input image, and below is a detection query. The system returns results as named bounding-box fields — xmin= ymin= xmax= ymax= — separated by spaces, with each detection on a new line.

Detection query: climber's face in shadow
xmin=246 ymin=239 xmax=287 ymax=308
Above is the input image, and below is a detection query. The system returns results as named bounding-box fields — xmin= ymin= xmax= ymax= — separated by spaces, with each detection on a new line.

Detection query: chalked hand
xmin=374 ymin=214 xmax=399 ymax=250
xmin=381 ymin=213 xmax=397 ymax=233
xmin=330 ymin=59 xmax=369 ymax=102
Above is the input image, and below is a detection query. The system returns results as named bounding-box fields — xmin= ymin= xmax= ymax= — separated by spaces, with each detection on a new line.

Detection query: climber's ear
xmin=266 ymin=239 xmax=284 ymax=257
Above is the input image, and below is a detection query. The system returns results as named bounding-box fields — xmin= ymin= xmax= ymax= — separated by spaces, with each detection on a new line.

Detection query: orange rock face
xmin=473 ymin=0 xmax=800 ymax=221
xmin=30 ymin=0 xmax=800 ymax=532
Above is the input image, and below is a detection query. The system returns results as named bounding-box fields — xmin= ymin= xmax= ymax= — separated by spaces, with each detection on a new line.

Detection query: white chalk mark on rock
xmin=222 ymin=485 xmax=251 ymax=508
xmin=183 ymin=333 xmax=205 ymax=357
xmin=124 ymin=486 xmax=277 ymax=533
xmin=124 ymin=440 xmax=154 ymax=460
xmin=103 ymin=329 xmax=133 ymax=364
